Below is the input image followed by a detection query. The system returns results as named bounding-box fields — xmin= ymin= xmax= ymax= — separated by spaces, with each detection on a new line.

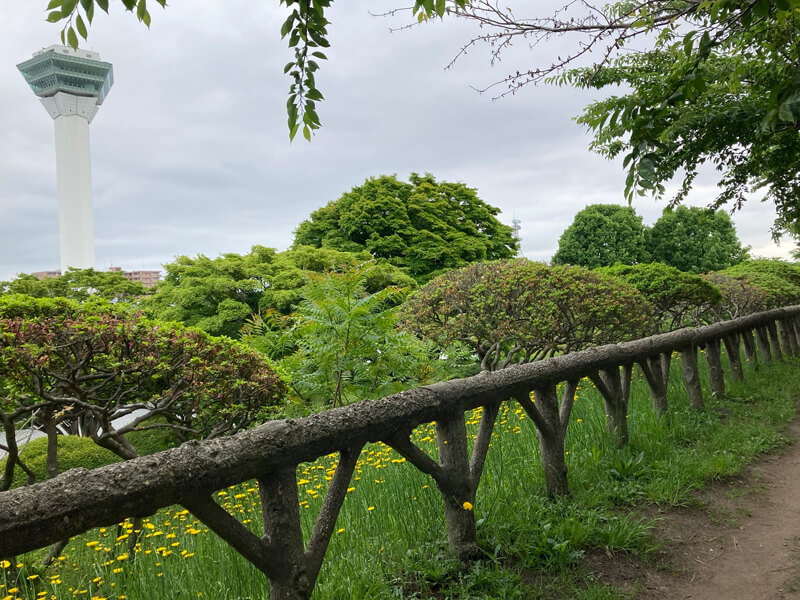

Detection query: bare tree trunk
xmin=514 ymin=381 xmax=577 ymax=498
xmin=42 ymin=409 xmax=59 ymax=479
xmin=535 ymin=382 xmax=575 ymax=497
xmin=722 ymin=334 xmax=743 ymax=382
xmin=792 ymin=317 xmax=800 ymax=350
xmin=680 ymin=345 xmax=704 ymax=411
xmin=40 ymin=409 xmax=68 ymax=566
xmin=0 ymin=413 xmax=19 ymax=491
xmin=96 ymin=433 xmax=140 ymax=461
xmin=435 ymin=414 xmax=479 ymax=561
xmin=386 ymin=403 xmax=499 ymax=559
xmin=259 ymin=467 xmax=311 ymax=600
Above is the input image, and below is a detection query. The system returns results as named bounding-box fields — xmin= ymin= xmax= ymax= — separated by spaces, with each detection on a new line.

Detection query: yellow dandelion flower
xmin=462 ymin=501 xmax=473 ymax=511
xmin=367 ymin=506 xmax=375 ymax=511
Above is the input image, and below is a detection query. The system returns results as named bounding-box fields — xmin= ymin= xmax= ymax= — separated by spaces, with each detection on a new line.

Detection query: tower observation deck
xmin=17 ymin=45 xmax=114 ymax=272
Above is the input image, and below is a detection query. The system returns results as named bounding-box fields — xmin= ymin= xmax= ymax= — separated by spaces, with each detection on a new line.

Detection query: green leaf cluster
xmin=243 ymin=263 xmax=445 ymax=409
xmin=293 ymin=173 xmax=519 ymax=283
xmin=280 ymin=0 xmax=330 ymax=141
xmin=46 ymin=0 xmax=165 ymax=50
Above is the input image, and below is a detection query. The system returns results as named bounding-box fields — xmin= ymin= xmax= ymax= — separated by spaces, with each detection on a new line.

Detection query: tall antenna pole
xmin=512 ymin=216 xmax=522 ymax=256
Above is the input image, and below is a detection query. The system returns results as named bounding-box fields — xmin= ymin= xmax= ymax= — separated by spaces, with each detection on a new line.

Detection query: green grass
xmin=3 ymin=355 xmax=799 ymax=600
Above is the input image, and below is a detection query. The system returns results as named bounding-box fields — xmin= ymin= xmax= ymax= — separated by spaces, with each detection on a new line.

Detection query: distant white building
xmin=0 ymin=428 xmax=47 ymax=461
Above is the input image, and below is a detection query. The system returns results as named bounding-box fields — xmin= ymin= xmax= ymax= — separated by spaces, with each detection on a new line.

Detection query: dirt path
xmin=596 ymin=418 xmax=800 ymax=599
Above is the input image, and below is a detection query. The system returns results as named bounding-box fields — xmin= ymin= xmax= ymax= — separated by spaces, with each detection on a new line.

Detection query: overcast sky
xmin=1 ymin=1 xmax=796 ymax=280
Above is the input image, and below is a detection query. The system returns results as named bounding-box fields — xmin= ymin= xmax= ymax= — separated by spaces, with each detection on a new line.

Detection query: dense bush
xmin=702 ymin=272 xmax=769 ymax=320
xmin=400 ymin=260 xmax=653 ymax=371
xmin=0 ymin=295 xmax=287 ymax=488
xmin=600 ymin=263 xmax=722 ymax=331
xmin=145 ymin=245 xmax=414 ymax=337
xmin=720 ymin=260 xmax=800 ymax=309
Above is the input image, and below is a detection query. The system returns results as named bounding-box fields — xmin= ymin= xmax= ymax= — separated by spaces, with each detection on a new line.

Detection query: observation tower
xmin=17 ymin=45 xmax=114 ymax=272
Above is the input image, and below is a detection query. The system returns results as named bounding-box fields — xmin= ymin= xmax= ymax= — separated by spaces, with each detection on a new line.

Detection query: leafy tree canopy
xmin=552 ymin=204 xmax=649 ymax=268
xmin=600 ymin=263 xmax=721 ymax=332
xmin=400 ymin=259 xmax=652 ymax=371
xmin=145 ymin=245 xmax=414 ymax=338
xmin=0 ymin=268 xmax=146 ymax=302
xmin=647 ymin=206 xmax=749 ymax=274
xmin=293 ymin=173 xmax=519 ymax=282
xmin=560 ymin=2 xmax=800 ymax=233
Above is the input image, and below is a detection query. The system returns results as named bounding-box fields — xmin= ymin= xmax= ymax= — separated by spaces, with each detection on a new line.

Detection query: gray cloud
xmin=1 ymin=1 xmax=795 ymax=280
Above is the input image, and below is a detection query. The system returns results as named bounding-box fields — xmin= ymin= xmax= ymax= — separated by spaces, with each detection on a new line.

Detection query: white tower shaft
xmin=52 ymin=110 xmax=96 ymax=272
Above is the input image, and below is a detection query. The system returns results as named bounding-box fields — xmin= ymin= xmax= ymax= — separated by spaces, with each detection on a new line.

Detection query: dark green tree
xmin=647 ymin=207 xmax=749 ymax=274
xmin=552 ymin=204 xmax=649 ymax=268
xmin=293 ymin=174 xmax=518 ymax=282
